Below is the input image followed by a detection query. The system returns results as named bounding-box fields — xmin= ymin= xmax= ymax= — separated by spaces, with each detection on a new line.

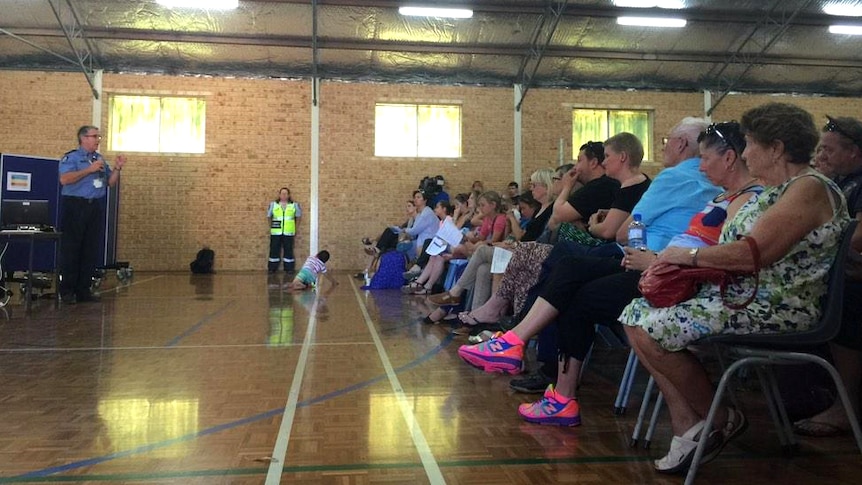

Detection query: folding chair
xmin=685 ymin=220 xmax=862 ymax=484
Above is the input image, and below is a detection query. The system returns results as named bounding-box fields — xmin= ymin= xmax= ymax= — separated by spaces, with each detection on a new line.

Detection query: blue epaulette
xmin=60 ymin=149 xmax=77 ymax=162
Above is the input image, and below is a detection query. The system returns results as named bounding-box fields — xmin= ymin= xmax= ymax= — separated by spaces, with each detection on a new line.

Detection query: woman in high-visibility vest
xmin=267 ymin=187 xmax=302 ymax=273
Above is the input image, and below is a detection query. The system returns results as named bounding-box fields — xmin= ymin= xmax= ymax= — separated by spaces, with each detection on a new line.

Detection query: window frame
xmin=571 ymin=107 xmax=655 ymax=164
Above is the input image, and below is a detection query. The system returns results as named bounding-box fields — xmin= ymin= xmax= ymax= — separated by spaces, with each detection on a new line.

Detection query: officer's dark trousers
xmin=269 ymin=234 xmax=295 ymax=272
xmin=60 ymin=196 xmax=102 ymax=298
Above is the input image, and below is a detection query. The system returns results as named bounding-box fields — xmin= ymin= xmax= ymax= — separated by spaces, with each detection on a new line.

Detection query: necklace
xmin=713 ymin=178 xmax=760 ymax=203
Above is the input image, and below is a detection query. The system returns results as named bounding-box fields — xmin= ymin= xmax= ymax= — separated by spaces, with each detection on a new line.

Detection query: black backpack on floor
xmin=190 ymin=248 xmax=215 ymax=274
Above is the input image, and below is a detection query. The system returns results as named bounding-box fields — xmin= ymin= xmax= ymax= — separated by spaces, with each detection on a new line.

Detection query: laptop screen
xmin=0 ymin=199 xmax=52 ymax=228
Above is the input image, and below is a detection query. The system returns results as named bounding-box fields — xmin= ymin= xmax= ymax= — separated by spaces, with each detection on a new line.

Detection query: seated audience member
xmin=507 ymin=191 xmax=539 ymax=241
xmin=506 ymin=181 xmax=521 ymax=206
xmin=399 ymin=190 xmax=438 ymax=262
xmin=466 ymin=190 xmax=485 ymax=228
xmin=813 ymin=140 xmax=838 ymax=178
xmin=454 ymin=134 xmax=655 ymax=328
xmin=507 ymin=181 xmax=520 ymax=199
xmin=483 ymin=123 xmax=759 ymax=407
xmin=404 ymin=192 xmax=505 ymax=295
xmin=793 ymin=115 xmax=862 ymax=437
xmin=461 ymin=191 xmax=508 ymax=254
xmin=423 ymin=169 xmax=556 ymax=321
xmin=622 ymin=103 xmax=848 ymax=474
xmin=472 ymin=180 xmax=485 ymax=193
xmin=452 ymin=193 xmax=474 ymax=230
xmin=546 ymin=141 xmax=621 ymax=238
xmin=457 ymin=118 xmax=726 ymax=397
xmin=402 ymin=200 xmax=454 ymax=295
xmin=501 ymin=120 xmax=720 ymax=387
xmin=357 ymin=199 xmax=417 ymax=278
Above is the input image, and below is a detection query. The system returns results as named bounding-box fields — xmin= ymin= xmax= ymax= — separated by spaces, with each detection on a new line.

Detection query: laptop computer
xmin=0 ymin=199 xmax=53 ymax=231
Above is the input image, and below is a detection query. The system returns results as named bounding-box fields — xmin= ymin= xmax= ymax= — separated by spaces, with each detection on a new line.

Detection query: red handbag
xmin=638 ymin=236 xmax=761 ymax=309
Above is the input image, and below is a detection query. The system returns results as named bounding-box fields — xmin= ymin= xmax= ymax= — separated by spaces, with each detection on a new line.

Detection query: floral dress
xmin=620 ymin=172 xmax=849 ymax=352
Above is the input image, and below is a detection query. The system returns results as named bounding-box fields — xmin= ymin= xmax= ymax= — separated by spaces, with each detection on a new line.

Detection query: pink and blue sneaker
xmin=457 ymin=331 xmax=524 ymax=374
xmin=518 ymin=385 xmax=581 ymax=427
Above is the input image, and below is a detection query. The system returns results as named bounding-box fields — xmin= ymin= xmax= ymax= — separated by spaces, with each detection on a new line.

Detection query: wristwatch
xmin=689 ymin=248 xmax=699 ymax=267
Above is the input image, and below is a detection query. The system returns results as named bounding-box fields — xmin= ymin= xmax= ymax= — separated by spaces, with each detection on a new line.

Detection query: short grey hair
xmin=77 ymin=125 xmax=99 ymax=144
xmin=672 ymin=117 xmax=710 ymax=156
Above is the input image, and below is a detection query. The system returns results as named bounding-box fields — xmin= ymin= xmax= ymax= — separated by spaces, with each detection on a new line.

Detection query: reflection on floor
xmin=0 ymin=271 xmax=859 ymax=484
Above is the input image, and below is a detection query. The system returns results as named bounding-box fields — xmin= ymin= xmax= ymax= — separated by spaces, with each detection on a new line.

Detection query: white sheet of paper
xmin=490 ymin=246 xmax=513 ymax=274
xmin=435 ymin=218 xmax=464 ymax=247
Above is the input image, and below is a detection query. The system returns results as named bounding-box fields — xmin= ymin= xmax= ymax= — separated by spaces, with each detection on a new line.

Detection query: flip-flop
xmin=456 ymin=312 xmax=495 ymax=327
xmin=793 ymin=418 xmax=849 ymax=437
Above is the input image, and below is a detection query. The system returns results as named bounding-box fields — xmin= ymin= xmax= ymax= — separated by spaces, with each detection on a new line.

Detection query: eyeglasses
xmin=83 ymin=134 xmax=102 ymax=140
xmin=706 ymin=123 xmax=743 ymax=155
xmin=662 ymin=135 xmax=690 ymax=150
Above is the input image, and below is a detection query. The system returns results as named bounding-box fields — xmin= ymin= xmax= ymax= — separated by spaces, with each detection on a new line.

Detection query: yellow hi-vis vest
xmin=271 ymin=202 xmax=297 ymax=236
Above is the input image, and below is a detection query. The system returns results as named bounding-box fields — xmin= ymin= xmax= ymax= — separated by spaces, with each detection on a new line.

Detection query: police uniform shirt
xmin=59 ymin=147 xmax=113 ymax=199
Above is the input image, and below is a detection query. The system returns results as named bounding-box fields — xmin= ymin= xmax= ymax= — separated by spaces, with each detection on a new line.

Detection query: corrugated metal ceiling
xmin=1 ymin=0 xmax=862 ymax=97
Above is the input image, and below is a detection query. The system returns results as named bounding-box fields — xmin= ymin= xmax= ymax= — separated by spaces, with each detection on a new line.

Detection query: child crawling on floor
xmin=286 ymin=250 xmax=339 ymax=290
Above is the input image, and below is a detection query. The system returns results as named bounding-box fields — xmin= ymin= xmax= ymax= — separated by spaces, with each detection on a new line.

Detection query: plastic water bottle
xmin=628 ymin=213 xmax=647 ymax=250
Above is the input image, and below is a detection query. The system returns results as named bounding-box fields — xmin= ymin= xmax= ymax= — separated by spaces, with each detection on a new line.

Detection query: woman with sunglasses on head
xmin=623 ymin=103 xmax=849 ymax=474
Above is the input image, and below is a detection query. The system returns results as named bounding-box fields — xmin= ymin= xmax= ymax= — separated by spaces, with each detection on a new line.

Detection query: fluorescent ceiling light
xmin=157 ymin=0 xmax=238 ymax=9
xmin=823 ymin=3 xmax=862 ymax=17
xmin=399 ymin=6 xmax=473 ymax=18
xmin=613 ymin=1 xmax=685 ymax=9
xmin=617 ymin=16 xmax=687 ymax=27
xmin=829 ymin=24 xmax=862 ymax=35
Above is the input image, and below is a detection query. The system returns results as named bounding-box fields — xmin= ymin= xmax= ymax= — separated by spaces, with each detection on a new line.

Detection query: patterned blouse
xmin=620 ymin=171 xmax=849 ymax=351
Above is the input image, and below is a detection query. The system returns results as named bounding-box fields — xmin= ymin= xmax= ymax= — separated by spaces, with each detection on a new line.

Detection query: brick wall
xmin=3 ymin=70 xmax=862 ymax=271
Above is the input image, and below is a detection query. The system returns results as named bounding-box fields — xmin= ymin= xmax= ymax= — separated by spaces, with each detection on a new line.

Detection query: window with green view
xmin=572 ymin=109 xmax=652 ymax=162
xmin=375 ymin=103 xmax=462 ymax=158
xmin=109 ymin=95 xmax=206 ymax=154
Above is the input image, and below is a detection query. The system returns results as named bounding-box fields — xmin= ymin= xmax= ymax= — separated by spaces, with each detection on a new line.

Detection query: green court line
xmin=9 ymin=450 xmax=856 ymax=483
xmin=0 ymin=455 xmax=655 ymax=482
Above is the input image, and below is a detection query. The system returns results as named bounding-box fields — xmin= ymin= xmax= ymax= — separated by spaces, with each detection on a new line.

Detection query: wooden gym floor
xmin=0 ymin=271 xmax=860 ymax=484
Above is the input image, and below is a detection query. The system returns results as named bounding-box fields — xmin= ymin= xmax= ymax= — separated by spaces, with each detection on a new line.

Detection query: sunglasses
xmin=706 ymin=123 xmax=743 ymax=156
xmin=825 ymin=118 xmax=862 ymax=149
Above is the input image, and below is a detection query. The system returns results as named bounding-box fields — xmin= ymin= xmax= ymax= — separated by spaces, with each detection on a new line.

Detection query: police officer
xmin=267 ymin=187 xmax=301 ymax=274
xmin=58 ymin=125 xmax=127 ymax=303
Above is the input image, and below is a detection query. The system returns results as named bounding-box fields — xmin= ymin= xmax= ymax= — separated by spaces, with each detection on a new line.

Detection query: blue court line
xmin=14 ymin=333 xmax=455 ymax=479
xmin=165 ymin=301 xmax=235 ymax=347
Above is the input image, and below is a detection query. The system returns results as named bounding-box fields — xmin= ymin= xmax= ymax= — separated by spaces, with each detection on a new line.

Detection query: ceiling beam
xmin=256 ymin=0 xmax=844 ymax=27
xmin=516 ymin=0 xmax=569 ymax=111
xmin=707 ymin=0 xmax=816 ymax=115
xmin=47 ymin=0 xmax=100 ymax=99
xmin=8 ymin=27 xmax=862 ymax=70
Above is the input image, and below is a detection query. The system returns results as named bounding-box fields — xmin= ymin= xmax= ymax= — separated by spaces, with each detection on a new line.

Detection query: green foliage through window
xmin=573 ymin=109 xmax=651 ymax=162
xmin=109 ymin=95 xmax=206 ymax=153
xmin=375 ymin=103 xmax=461 ymax=158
